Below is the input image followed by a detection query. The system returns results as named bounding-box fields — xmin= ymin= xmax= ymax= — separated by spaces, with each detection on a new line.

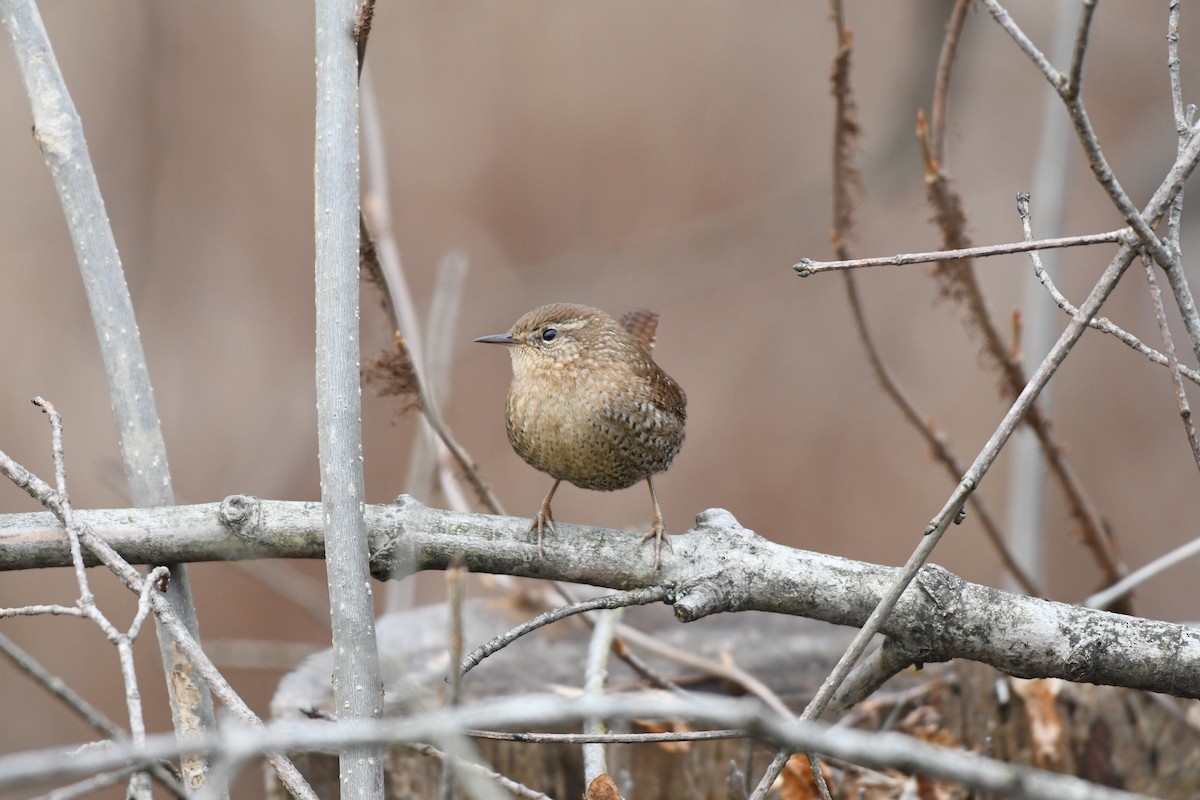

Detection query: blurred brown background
xmin=2 ymin=0 xmax=1200 ymax=792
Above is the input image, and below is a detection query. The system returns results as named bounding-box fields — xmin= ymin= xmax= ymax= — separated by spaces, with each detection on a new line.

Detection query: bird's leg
xmin=532 ymin=479 xmax=561 ymax=557
xmin=639 ymin=476 xmax=672 ymax=569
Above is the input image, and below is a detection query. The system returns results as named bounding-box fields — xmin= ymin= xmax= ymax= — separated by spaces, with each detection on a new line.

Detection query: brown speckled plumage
xmin=475 ymin=303 xmax=686 ymax=568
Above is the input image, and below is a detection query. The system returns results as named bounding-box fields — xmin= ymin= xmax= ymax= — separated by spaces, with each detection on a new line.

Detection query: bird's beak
xmin=474 ymin=333 xmax=520 ymax=346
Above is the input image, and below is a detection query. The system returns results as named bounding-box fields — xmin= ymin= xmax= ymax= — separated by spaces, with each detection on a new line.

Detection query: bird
xmin=475 ymin=303 xmax=686 ymax=568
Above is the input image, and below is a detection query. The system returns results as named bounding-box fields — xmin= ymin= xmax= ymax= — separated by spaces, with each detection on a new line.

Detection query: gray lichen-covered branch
xmin=2 ymin=496 xmax=1198 ymax=700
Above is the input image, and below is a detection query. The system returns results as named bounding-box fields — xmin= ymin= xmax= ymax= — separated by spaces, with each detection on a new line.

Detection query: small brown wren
xmin=475 ymin=303 xmax=686 ymax=568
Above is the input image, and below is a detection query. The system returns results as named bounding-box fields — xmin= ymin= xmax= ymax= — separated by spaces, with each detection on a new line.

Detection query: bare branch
xmin=927 ymin=0 xmax=971 ymax=164
xmin=0 ymin=3 xmax=217 ymax=785
xmin=1086 ymin=533 xmax=1200 ymax=610
xmin=0 ymin=630 xmax=188 ymax=795
xmin=824 ymin=0 xmax=1038 ymax=597
xmin=795 ymin=229 xmax=1127 ymax=276
xmin=0 ymin=418 xmax=318 ymax=800
xmin=1064 ymin=0 xmax=1097 ymax=101
xmin=789 ymin=231 xmax=1138 ymax=770
xmin=982 ymin=0 xmax=1176 ymax=270
xmin=582 ymin=608 xmax=623 ymax=789
xmin=2 ymin=498 xmax=1199 ymax=701
xmin=466 ymin=728 xmax=745 ymax=745
xmin=1142 ymin=253 xmax=1200 ymax=470
xmin=460 ymin=587 xmax=670 ymax=678
xmin=1162 ymin=0 xmax=1200 ymax=368
xmin=0 ymin=693 xmax=1156 ymax=800
xmin=404 ymin=742 xmax=552 ymax=800
xmin=918 ymin=116 xmax=1124 ymax=593
xmin=1018 ymin=197 xmax=1200 ymax=385
xmin=313 ymin=0 xmax=385 ymax=795
xmin=439 ymin=558 xmax=467 ymax=800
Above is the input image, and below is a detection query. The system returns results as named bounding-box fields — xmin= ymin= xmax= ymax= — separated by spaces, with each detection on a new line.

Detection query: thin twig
xmin=612 ymin=623 xmax=794 ymax=717
xmin=1085 ymin=533 xmax=1200 ymax=610
xmin=0 ymin=604 xmax=83 ymax=619
xmin=982 ymin=0 xmax=1175 ymax=271
xmin=755 ymin=234 xmax=1142 ymax=798
xmin=1163 ymin=0 xmax=1200 ymax=368
xmin=795 ymin=229 xmax=1127 ymax=275
xmin=839 ymin=233 xmax=1040 ymax=594
xmin=403 ymin=743 xmax=552 ymax=800
xmin=543 ymin=583 xmax=794 ymax=716
xmin=0 ymin=405 xmax=318 ymax=800
xmin=359 ymin=70 xmax=504 ymax=517
xmin=1142 ymin=253 xmax=1200 ymax=471
xmin=928 ymin=0 xmax=972 ymax=161
xmin=1004 ymin=0 xmax=1081 ymax=595
xmin=919 ymin=93 xmax=1124 ymax=594
xmin=919 ymin=5 xmax=1130 ymax=596
xmin=459 ymin=586 xmax=669 ymax=678
xmin=38 ymin=399 xmax=152 ymax=800
xmin=1017 ymin=199 xmax=1200 ymax=385
xmin=0 ymin=633 xmax=185 ymax=798
xmin=467 ymin=728 xmax=746 ymax=744
xmin=1063 ymin=0 xmax=1097 ymax=101
xmin=546 ymin=582 xmax=693 ymax=696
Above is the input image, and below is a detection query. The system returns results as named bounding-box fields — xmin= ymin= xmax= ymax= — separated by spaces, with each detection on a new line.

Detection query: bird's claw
xmin=531 ymin=509 xmax=555 ymax=558
xmin=640 ymin=523 xmax=672 ymax=570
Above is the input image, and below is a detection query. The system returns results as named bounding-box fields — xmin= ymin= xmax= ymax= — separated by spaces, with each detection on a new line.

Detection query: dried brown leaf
xmin=363 ymin=333 xmax=420 ymax=413
xmin=781 ymin=754 xmax=835 ymax=800
xmin=1011 ymin=677 xmax=1065 ymax=768
xmin=584 ymin=773 xmax=621 ymax=800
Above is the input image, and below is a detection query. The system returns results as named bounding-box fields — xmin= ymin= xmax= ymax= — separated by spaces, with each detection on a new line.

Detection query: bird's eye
xmin=541 ymin=328 xmax=558 ymax=342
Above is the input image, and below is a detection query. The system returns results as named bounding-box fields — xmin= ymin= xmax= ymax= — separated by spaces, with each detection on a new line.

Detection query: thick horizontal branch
xmin=1 ymin=496 xmax=1198 ymax=699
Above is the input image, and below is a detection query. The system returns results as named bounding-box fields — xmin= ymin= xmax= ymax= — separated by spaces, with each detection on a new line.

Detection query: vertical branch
xmin=920 ymin=2 xmax=1124 ymax=592
xmin=1143 ymin=254 xmax=1200 ymax=471
xmin=1006 ymin=0 xmax=1079 ymax=595
xmin=0 ymin=2 xmax=218 ymax=793
xmin=439 ymin=558 xmax=467 ymax=800
xmin=1163 ymin=0 xmax=1200 ymax=368
xmin=829 ymin=0 xmax=1038 ymax=596
xmin=582 ymin=608 xmax=624 ymax=791
xmin=315 ymin=0 xmax=384 ymax=796
xmin=927 ymin=0 xmax=971 ymax=159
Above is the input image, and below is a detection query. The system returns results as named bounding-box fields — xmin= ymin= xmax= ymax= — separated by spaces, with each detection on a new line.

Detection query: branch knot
xmin=219 ymin=495 xmax=263 ymax=541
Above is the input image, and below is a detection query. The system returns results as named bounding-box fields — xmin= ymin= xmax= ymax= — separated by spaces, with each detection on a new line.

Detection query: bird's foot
xmin=640 ymin=522 xmax=673 ymax=570
xmin=530 ymin=506 xmax=556 ymax=558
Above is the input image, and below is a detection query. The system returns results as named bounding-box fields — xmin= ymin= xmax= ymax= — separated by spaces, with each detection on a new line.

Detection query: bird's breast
xmin=504 ymin=367 xmax=684 ymax=492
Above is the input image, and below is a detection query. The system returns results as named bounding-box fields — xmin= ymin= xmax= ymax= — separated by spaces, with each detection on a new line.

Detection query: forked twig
xmin=0 ymin=402 xmax=318 ymax=800
xmin=916 ymin=8 xmax=1123 ymax=593
xmin=828 ymin=0 xmax=1039 ymax=594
